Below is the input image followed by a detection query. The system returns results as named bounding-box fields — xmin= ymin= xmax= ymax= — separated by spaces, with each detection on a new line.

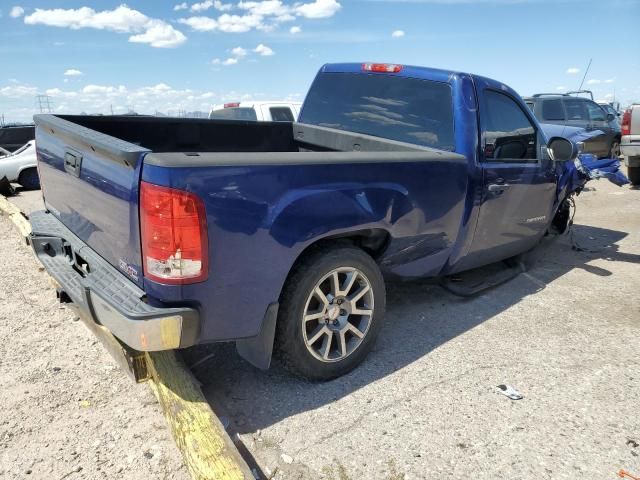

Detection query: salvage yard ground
xmin=2 ymin=171 xmax=639 ymax=480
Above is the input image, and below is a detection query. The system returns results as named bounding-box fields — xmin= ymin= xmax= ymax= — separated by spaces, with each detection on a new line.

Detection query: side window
xmin=269 ymin=107 xmax=295 ymax=122
xmin=481 ymin=90 xmax=537 ymax=161
xmin=564 ymin=99 xmax=589 ymax=121
xmin=541 ymin=99 xmax=566 ymax=121
xmin=585 ymin=101 xmax=606 ymax=122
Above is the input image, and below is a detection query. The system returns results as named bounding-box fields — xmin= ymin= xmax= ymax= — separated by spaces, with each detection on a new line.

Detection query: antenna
xmin=578 ymin=58 xmax=592 ymax=91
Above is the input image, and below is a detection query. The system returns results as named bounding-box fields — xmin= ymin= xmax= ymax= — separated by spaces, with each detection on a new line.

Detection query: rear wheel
xmin=18 ymin=168 xmax=40 ymax=190
xmin=276 ymin=246 xmax=385 ymax=381
xmin=628 ymin=164 xmax=640 ymax=186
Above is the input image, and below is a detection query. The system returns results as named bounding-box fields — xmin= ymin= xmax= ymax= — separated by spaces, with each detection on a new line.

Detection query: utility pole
xmin=36 ymin=94 xmax=53 ymax=113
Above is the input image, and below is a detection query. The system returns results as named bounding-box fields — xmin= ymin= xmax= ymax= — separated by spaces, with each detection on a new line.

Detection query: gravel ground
xmin=2 ymin=173 xmax=640 ymax=480
xmin=0 ymin=206 xmax=188 ymax=479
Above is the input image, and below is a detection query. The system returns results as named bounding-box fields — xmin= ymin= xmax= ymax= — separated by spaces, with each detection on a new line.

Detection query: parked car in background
xmin=524 ymin=93 xmax=620 ymax=158
xmin=209 ymin=101 xmax=302 ymax=122
xmin=0 ymin=124 xmax=35 ymax=154
xmin=0 ymin=140 xmax=39 ymax=189
xmin=621 ymin=104 xmax=640 ymax=185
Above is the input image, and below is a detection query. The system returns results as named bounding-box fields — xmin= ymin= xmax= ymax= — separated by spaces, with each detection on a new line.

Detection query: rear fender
xmin=268 ymin=182 xmax=411 ymax=249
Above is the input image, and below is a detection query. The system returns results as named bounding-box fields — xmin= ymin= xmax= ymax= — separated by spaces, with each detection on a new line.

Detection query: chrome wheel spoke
xmin=314 ymin=286 xmax=330 ymax=307
xmin=304 ymin=310 xmax=325 ymax=323
xmin=330 ymin=271 xmax=340 ymax=297
xmin=346 ymin=323 xmax=365 ymax=339
xmin=322 ymin=332 xmax=333 ymax=360
xmin=307 ymin=325 xmax=329 ymax=346
xmin=351 ymin=307 xmax=373 ymax=317
xmin=349 ymin=284 xmax=370 ymax=304
xmin=341 ymin=271 xmax=358 ymax=296
xmin=338 ymin=330 xmax=348 ymax=357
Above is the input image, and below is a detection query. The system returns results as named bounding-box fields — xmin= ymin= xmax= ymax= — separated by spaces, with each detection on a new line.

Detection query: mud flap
xmin=235 ymin=303 xmax=279 ymax=370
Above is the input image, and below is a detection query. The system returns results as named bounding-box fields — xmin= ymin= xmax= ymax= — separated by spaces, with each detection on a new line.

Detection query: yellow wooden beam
xmin=0 ymin=194 xmax=32 ymax=237
xmin=147 ymin=351 xmax=255 ymax=480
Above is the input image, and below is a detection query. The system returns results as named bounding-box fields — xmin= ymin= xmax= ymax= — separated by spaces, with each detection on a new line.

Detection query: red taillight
xmin=362 ymin=63 xmax=403 ymax=73
xmin=140 ymin=181 xmax=208 ymax=284
xmin=224 ymin=102 xmax=240 ymax=108
xmin=621 ymin=109 xmax=631 ymax=136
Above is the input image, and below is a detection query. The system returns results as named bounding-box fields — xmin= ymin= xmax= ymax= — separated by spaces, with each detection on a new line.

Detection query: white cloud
xmin=0 ymin=84 xmax=38 ymax=98
xmin=391 ymin=29 xmax=404 ymax=37
xmin=566 ymin=67 xmax=580 ymax=74
xmin=555 ymin=86 xmax=566 ymax=91
xmin=178 ymin=16 xmax=218 ymax=31
xmin=222 ymin=57 xmax=238 ymax=65
xmin=181 ymin=0 xmax=341 ymax=33
xmin=129 ymin=21 xmax=187 ymax=48
xmin=191 ymin=0 xmax=233 ymax=12
xmin=231 ymin=46 xmax=248 ymax=57
xmin=211 ymin=58 xmax=221 ymax=64
xmin=217 ymin=13 xmax=264 ymax=32
xmin=10 ymin=6 xmax=24 ymax=18
xmin=174 ymin=2 xmax=188 ymax=10
xmin=604 ymin=78 xmax=615 ymax=84
xmin=586 ymin=79 xmax=601 ymax=85
xmin=24 ymin=5 xmax=186 ymax=48
xmin=295 ymin=0 xmax=340 ymax=18
xmin=254 ymin=43 xmax=274 ymax=56
xmin=290 ymin=25 xmax=301 ymax=34
xmin=64 ymin=69 xmax=83 ymax=76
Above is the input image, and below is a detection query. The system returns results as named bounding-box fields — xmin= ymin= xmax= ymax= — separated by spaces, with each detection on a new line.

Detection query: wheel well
xmin=18 ymin=166 xmax=37 ymax=179
xmin=282 ymin=229 xmax=390 ymax=293
xmin=306 ymin=228 xmax=390 ymax=259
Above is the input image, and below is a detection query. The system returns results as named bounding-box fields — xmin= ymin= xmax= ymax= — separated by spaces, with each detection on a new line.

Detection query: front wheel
xmin=276 ymin=246 xmax=385 ymax=381
xmin=609 ymin=140 xmax=621 ymax=159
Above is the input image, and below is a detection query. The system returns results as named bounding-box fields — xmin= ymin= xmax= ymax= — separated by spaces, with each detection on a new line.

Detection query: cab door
xmin=469 ymin=89 xmax=557 ymax=265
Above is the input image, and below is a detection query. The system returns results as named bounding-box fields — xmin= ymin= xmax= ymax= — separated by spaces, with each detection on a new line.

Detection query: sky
xmin=1 ymin=0 xmax=639 ymax=123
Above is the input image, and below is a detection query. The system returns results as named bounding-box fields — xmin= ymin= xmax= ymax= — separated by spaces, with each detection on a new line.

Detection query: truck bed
xmin=34 ymin=114 xmax=468 ymax=343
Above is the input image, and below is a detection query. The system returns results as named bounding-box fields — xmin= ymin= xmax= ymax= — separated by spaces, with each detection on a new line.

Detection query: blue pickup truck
xmin=30 ymin=62 xmax=584 ymax=380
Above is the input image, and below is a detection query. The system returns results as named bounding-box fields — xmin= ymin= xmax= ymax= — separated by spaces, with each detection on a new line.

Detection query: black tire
xmin=18 ymin=168 xmax=40 ymax=190
xmin=275 ymin=245 xmax=385 ymax=381
xmin=628 ymin=165 xmax=640 ymax=186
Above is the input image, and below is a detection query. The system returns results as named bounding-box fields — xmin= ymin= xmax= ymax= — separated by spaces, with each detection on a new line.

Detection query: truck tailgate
xmin=34 ymin=115 xmax=148 ymax=288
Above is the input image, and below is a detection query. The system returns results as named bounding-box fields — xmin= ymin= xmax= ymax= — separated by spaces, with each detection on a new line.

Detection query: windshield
xmin=300 ymin=73 xmax=455 ymax=151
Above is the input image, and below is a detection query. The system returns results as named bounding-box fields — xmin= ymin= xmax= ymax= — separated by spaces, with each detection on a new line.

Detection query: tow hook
xmin=56 ymin=288 xmax=73 ymax=304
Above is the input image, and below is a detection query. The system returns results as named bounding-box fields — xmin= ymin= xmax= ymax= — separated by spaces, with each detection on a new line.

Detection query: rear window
xmin=541 ymin=99 xmax=565 ymax=121
xmin=269 ymin=107 xmax=295 ymax=122
xmin=300 ymin=73 xmax=455 ymax=151
xmin=564 ymin=99 xmax=588 ymax=121
xmin=209 ymin=107 xmax=258 ymax=121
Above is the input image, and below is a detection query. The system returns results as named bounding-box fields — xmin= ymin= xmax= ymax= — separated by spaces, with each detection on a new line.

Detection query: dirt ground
xmin=2 ymin=170 xmax=640 ymax=480
xmin=0 ymin=202 xmax=189 ymax=479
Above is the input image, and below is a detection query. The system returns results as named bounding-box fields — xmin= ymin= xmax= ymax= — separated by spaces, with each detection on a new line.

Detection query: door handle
xmin=488 ymin=183 xmax=511 ymax=192
xmin=64 ymin=150 xmax=82 ymax=177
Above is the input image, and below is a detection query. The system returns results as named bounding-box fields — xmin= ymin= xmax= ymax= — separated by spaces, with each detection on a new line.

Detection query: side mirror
xmin=547 ymin=137 xmax=577 ymax=162
xmin=607 ymin=113 xmax=615 ymax=121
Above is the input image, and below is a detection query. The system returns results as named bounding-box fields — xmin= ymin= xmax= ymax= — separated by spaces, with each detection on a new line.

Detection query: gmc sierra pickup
xmin=30 ymin=62 xmax=586 ymax=380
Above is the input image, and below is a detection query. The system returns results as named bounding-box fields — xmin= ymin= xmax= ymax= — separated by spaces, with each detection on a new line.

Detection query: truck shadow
xmin=188 ymin=224 xmax=639 ymax=436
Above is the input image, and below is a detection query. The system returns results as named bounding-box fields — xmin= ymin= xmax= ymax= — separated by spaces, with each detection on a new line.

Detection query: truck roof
xmin=320 ymin=63 xmax=522 ymax=103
